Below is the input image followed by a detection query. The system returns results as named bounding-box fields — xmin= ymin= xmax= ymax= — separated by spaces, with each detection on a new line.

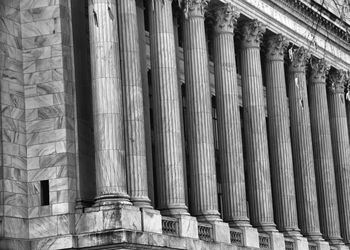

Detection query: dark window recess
xmin=41 ymin=180 xmax=50 ymax=206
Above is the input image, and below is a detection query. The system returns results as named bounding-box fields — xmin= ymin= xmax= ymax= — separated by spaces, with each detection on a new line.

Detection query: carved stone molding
xmin=265 ymin=34 xmax=288 ymax=61
xmin=328 ymin=69 xmax=348 ymax=94
xmin=183 ymin=0 xmax=209 ymax=18
xmin=240 ymin=19 xmax=266 ymax=48
xmin=212 ymin=3 xmax=240 ymax=34
xmin=309 ymin=58 xmax=329 ymax=83
xmin=288 ymin=46 xmax=310 ymax=72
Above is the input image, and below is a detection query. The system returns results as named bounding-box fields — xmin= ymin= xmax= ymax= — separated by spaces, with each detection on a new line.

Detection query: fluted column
xmin=183 ymin=0 xmax=220 ymax=222
xmin=88 ymin=0 xmax=129 ymax=203
xmin=288 ymin=47 xmax=322 ymax=241
xmin=149 ymin=0 xmax=188 ymax=215
xmin=212 ymin=4 xmax=250 ymax=227
xmin=240 ymin=20 xmax=276 ymax=231
xmin=118 ymin=0 xmax=151 ymax=208
xmin=308 ymin=59 xmax=343 ymax=245
xmin=265 ymin=34 xmax=300 ymax=235
xmin=328 ymin=70 xmax=350 ymax=244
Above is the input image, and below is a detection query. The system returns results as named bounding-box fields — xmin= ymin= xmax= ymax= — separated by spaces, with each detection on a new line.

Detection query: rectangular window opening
xmin=40 ymin=180 xmax=50 ymax=206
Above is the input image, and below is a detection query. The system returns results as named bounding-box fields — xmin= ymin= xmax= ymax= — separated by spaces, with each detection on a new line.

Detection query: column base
xmin=285 ymin=234 xmax=309 ymax=250
xmin=195 ymin=210 xmax=222 ymax=223
xmin=131 ymin=196 xmax=152 ymax=209
xmin=141 ymin=208 xmax=162 ymax=234
xmin=94 ymin=194 xmax=132 ymax=206
xmin=159 ymin=205 xmax=189 ymax=217
xmin=256 ymin=222 xmax=278 ymax=233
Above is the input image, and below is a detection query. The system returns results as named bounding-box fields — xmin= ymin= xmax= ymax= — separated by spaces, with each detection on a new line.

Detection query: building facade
xmin=1 ymin=0 xmax=350 ymax=249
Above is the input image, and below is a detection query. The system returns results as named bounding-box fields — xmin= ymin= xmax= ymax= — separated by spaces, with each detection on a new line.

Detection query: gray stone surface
xmin=183 ymin=0 xmax=220 ymax=222
xmin=308 ymin=58 xmax=343 ymax=245
xmin=328 ymin=70 xmax=350 ymax=245
xmin=288 ymin=47 xmax=323 ymax=242
xmin=212 ymin=3 xmax=250 ymax=227
xmin=240 ymin=19 xmax=276 ymax=232
xmin=265 ymin=34 xmax=300 ymax=236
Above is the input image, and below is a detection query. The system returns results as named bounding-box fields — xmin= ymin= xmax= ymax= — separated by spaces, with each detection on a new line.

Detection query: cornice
xmin=270 ymin=0 xmax=350 ymax=44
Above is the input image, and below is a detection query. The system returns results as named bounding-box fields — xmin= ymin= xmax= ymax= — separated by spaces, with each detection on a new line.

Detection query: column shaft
xmin=265 ymin=35 xmax=300 ymax=235
xmin=308 ymin=59 xmax=342 ymax=244
xmin=88 ymin=0 xmax=129 ymax=202
xmin=118 ymin=0 xmax=151 ymax=207
xmin=288 ymin=47 xmax=322 ymax=240
xmin=149 ymin=0 xmax=188 ymax=215
xmin=212 ymin=5 xmax=249 ymax=226
xmin=328 ymin=70 xmax=350 ymax=244
xmin=183 ymin=0 xmax=220 ymax=221
xmin=240 ymin=20 xmax=276 ymax=231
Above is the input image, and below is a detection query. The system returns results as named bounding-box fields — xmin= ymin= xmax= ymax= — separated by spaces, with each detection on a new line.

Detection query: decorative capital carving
xmin=265 ymin=34 xmax=288 ymax=61
xmin=309 ymin=58 xmax=329 ymax=83
xmin=183 ymin=0 xmax=209 ymax=18
xmin=328 ymin=69 xmax=349 ymax=94
xmin=288 ymin=46 xmax=310 ymax=72
xmin=213 ymin=3 xmax=240 ymax=34
xmin=240 ymin=20 xmax=266 ymax=48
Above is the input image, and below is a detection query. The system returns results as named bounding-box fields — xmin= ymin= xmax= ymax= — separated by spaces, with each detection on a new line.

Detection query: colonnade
xmin=87 ymin=0 xmax=350 ymax=246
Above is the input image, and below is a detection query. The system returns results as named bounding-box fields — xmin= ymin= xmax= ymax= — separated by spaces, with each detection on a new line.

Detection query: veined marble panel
xmin=31 ymin=235 xmax=74 ymax=250
xmin=29 ymin=216 xmax=58 ymax=238
xmin=2 ymin=117 xmax=25 ymax=133
xmin=0 ymin=3 xmax=20 ymax=23
xmin=49 ymin=177 xmax=74 ymax=192
xmin=39 ymin=152 xmax=68 ymax=168
xmin=4 ymin=204 xmax=27 ymax=218
xmin=21 ymin=6 xmax=60 ymax=24
xmin=0 ymin=31 xmax=21 ymax=49
xmin=3 ymin=179 xmax=26 ymax=194
xmin=1 ymin=92 xmax=25 ymax=108
xmin=1 ymin=0 xmax=20 ymax=9
xmin=27 ymin=156 xmax=39 ymax=170
xmin=20 ymin=0 xmax=67 ymax=11
xmin=37 ymin=81 xmax=64 ymax=94
xmin=0 ymin=43 xmax=22 ymax=61
xmin=22 ymin=33 xmax=66 ymax=50
xmin=23 ymin=56 xmax=63 ymax=74
xmin=4 ymin=217 xmax=28 ymax=238
xmin=27 ymin=142 xmax=56 ymax=157
xmin=27 ymin=167 xmax=57 ymax=181
xmin=2 ymin=68 xmax=24 ymax=84
xmin=24 ymin=69 xmax=53 ymax=85
xmin=3 ymin=166 xmax=26 ymax=181
xmin=2 ymin=105 xmax=25 ymax=120
xmin=3 ymin=192 xmax=27 ymax=207
xmin=12 ymin=155 xmax=27 ymax=170
xmin=3 ymin=129 xmax=25 ymax=145
xmin=23 ymin=46 xmax=51 ymax=62
xmin=0 ymin=16 xmax=21 ymax=37
xmin=21 ymin=19 xmax=61 ymax=39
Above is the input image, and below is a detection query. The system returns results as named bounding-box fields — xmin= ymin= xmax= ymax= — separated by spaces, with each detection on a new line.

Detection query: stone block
xmin=177 ymin=215 xmax=198 ymax=239
xmin=141 ymin=208 xmax=162 ymax=234
xmin=292 ymin=235 xmax=309 ymax=250
xmin=335 ymin=245 xmax=349 ymax=250
xmin=240 ymin=226 xmax=259 ymax=248
xmin=269 ymin=231 xmax=285 ymax=250
xmin=102 ymin=205 xmax=142 ymax=231
xmin=317 ymin=241 xmax=330 ymax=250
xmin=212 ymin=221 xmax=230 ymax=244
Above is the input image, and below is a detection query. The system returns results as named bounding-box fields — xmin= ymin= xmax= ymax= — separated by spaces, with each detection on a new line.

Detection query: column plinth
xmin=308 ymin=59 xmax=343 ymax=245
xmin=265 ymin=34 xmax=300 ymax=236
xmin=88 ymin=0 xmax=130 ymax=204
xmin=183 ymin=0 xmax=221 ymax=222
xmin=212 ymin=4 xmax=250 ymax=227
xmin=118 ymin=0 xmax=151 ymax=208
xmin=328 ymin=70 xmax=350 ymax=245
xmin=149 ymin=0 xmax=188 ymax=216
xmin=288 ymin=47 xmax=323 ymax=241
xmin=240 ymin=20 xmax=276 ymax=232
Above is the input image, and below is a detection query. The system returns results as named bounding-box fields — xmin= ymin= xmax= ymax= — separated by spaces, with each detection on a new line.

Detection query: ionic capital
xmin=309 ymin=58 xmax=329 ymax=83
xmin=288 ymin=46 xmax=310 ymax=72
xmin=183 ymin=0 xmax=209 ymax=18
xmin=265 ymin=34 xmax=288 ymax=61
xmin=213 ymin=3 xmax=240 ymax=34
xmin=328 ymin=69 xmax=349 ymax=94
xmin=240 ymin=20 xmax=266 ymax=48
